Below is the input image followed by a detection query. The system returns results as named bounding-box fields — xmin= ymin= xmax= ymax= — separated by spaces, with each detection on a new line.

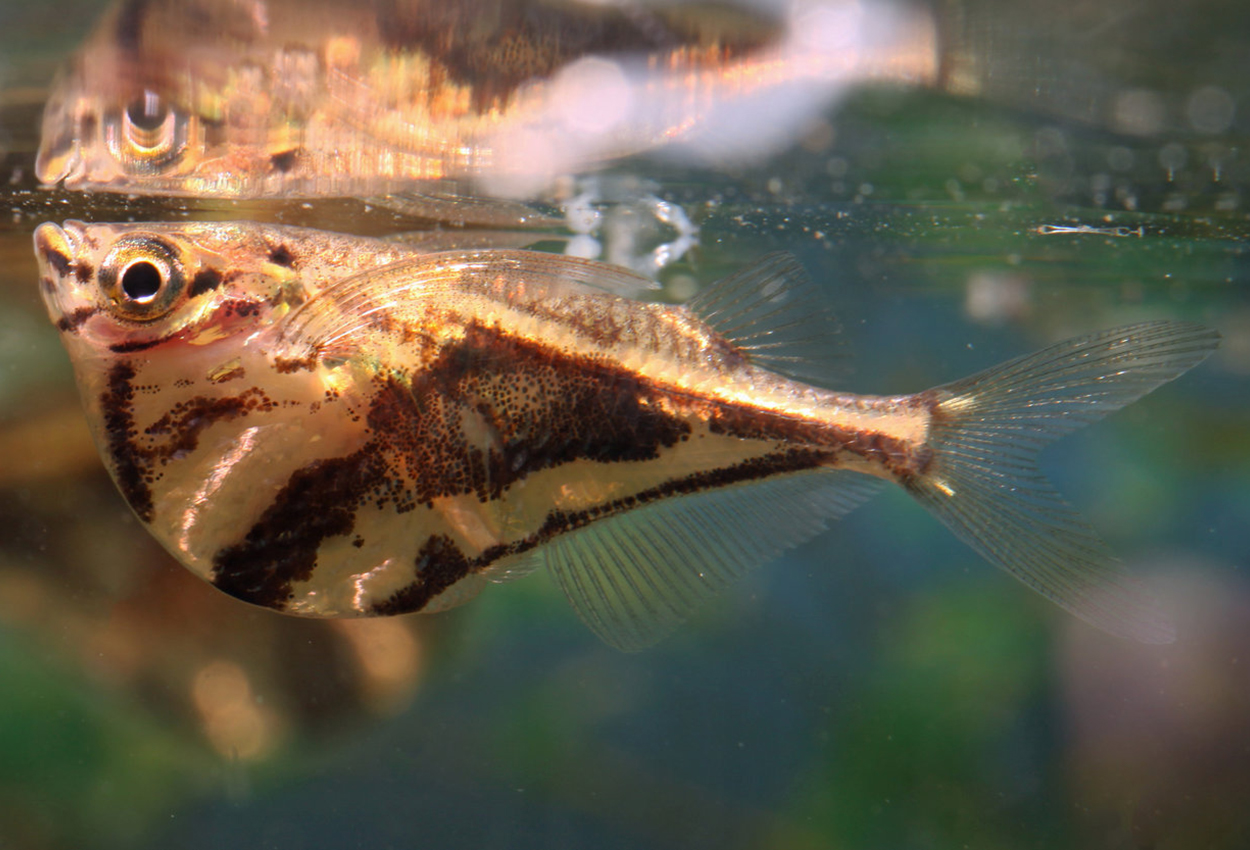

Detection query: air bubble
xmin=1186 ymin=86 xmax=1235 ymax=134
xmin=1113 ymin=89 xmax=1165 ymax=136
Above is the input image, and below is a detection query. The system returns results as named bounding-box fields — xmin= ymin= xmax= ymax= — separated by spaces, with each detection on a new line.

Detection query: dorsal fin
xmin=685 ymin=253 xmax=848 ymax=385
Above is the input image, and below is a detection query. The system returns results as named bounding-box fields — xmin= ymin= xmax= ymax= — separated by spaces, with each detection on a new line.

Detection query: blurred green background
xmin=0 ymin=1 xmax=1248 ymax=848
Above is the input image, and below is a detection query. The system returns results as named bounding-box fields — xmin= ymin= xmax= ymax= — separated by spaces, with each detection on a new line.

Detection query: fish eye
xmin=100 ymin=235 xmax=186 ymax=321
xmin=121 ymin=261 xmax=163 ymax=302
xmin=107 ymin=90 xmax=190 ymax=173
xmin=125 ymin=95 xmax=169 ymax=134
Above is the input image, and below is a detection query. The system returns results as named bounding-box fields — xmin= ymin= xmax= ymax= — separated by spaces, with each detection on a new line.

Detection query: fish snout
xmin=34 ymin=221 xmax=91 ymax=325
xmin=34 ymin=86 xmax=86 ymax=187
xmin=35 ymin=127 xmax=80 ymax=186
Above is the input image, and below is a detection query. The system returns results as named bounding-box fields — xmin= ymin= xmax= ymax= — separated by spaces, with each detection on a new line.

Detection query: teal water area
xmin=0 ymin=2 xmax=1248 ymax=848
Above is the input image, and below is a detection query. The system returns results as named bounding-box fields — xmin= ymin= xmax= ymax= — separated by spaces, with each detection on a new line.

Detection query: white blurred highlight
xmin=482 ymin=0 xmax=937 ymax=198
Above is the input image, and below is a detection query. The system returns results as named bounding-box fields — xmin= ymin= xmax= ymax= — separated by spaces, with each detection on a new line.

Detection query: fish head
xmin=35 ymin=220 xmax=309 ymax=359
xmin=34 ymin=220 xmax=371 ymax=585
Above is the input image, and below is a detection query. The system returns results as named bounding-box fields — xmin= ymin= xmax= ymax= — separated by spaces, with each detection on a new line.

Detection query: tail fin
xmin=907 ymin=321 xmax=1219 ymax=643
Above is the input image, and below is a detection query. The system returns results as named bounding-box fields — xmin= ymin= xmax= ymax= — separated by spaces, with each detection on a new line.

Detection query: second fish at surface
xmin=36 ymin=0 xmax=938 ymax=200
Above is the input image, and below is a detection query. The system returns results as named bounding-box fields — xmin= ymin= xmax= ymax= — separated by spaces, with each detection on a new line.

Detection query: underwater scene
xmin=1 ymin=0 xmax=1249 ymax=848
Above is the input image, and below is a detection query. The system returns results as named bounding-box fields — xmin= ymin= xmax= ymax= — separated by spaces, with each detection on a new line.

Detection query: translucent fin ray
xmin=544 ymin=469 xmax=883 ymax=651
xmin=908 ymin=320 xmax=1219 ymax=643
xmin=420 ymin=574 xmax=488 ymax=613
xmin=684 ymin=252 xmax=848 ymax=385
xmin=281 ymin=249 xmax=659 ymax=354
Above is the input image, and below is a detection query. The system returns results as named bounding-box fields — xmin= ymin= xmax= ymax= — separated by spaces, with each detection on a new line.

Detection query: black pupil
xmin=125 ymin=97 xmax=167 ymax=132
xmin=121 ymin=261 xmax=163 ymax=302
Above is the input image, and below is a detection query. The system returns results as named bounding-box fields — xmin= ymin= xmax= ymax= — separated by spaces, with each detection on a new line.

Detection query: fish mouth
xmin=34 ymin=221 xmax=90 ymax=325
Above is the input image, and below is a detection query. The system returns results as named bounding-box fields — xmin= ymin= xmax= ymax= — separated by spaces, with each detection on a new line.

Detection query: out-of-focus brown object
xmin=1060 ymin=569 xmax=1250 ymax=850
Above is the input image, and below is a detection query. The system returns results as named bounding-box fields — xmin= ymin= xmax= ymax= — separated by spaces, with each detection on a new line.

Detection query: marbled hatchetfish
xmin=34 ymin=219 xmax=1218 ymax=649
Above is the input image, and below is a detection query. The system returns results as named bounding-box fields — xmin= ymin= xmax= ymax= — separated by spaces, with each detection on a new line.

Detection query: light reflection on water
xmin=0 ymin=2 xmax=1248 ymax=849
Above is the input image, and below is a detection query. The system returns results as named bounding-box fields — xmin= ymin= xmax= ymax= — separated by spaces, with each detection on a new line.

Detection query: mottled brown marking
xmin=189 ymin=266 xmax=224 ymax=297
xmin=56 ymin=306 xmax=97 ymax=334
xmin=273 ymin=355 xmax=317 ymax=373
xmin=371 ymin=534 xmax=474 ymax=615
xmin=270 ymin=149 xmax=300 ymax=173
xmin=109 ymin=335 xmax=169 ymax=354
xmin=43 ymin=246 xmax=71 ymax=276
xmin=268 ymin=244 xmax=295 ymax=267
xmin=144 ymin=387 xmax=274 ymax=465
xmin=74 ymin=260 xmax=94 ymax=285
xmin=220 ymin=298 xmax=263 ymax=319
xmin=212 ymin=449 xmax=383 ymax=609
xmin=369 ymin=322 xmax=693 ymax=505
xmin=100 ymin=362 xmax=154 ymax=522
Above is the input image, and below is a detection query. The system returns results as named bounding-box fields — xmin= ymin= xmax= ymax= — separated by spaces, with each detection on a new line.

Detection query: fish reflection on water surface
xmin=34 ymin=220 xmax=1217 ymax=650
xmin=36 ymin=0 xmax=938 ymax=199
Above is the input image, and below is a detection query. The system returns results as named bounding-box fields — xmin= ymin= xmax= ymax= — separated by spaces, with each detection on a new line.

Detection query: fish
xmin=34 ymin=219 xmax=1218 ymax=649
xmin=35 ymin=0 xmax=938 ymax=200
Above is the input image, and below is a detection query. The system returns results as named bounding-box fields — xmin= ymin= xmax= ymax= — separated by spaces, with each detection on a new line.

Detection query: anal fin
xmin=544 ymin=469 xmax=883 ymax=651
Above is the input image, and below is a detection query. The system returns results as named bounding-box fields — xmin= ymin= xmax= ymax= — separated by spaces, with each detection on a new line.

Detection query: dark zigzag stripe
xmin=370 ymin=447 xmax=830 ymax=615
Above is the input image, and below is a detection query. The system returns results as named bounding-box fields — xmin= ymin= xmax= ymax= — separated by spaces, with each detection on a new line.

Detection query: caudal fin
xmin=906 ymin=321 xmax=1219 ymax=643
